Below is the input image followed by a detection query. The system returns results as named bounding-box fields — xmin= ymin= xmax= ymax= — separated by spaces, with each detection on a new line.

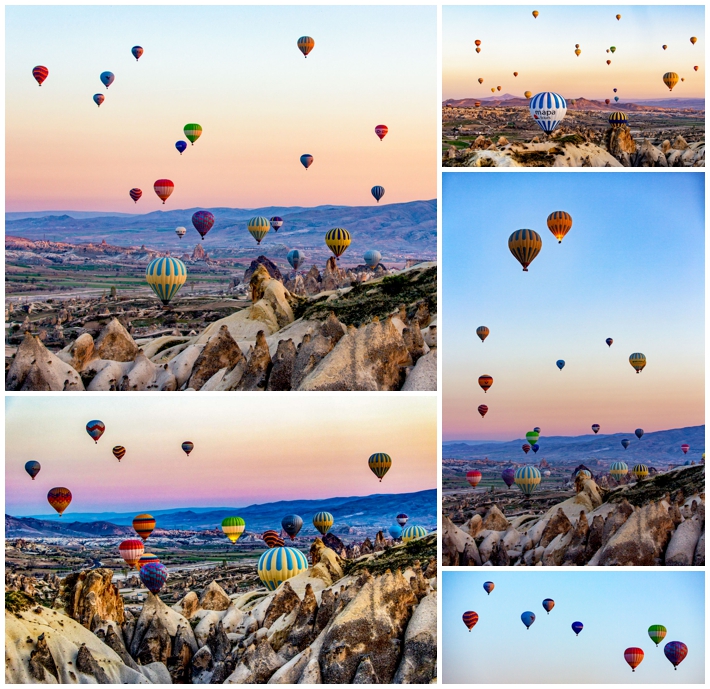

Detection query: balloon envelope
xmin=132 ymin=46 xmax=143 ymax=61
xmin=521 ymin=611 xmax=536 ymax=628
xmin=483 ymin=581 xmax=495 ymax=595
xmin=313 ymin=511 xmax=334 ymax=535
xmin=146 ymin=258 xmax=187 ymax=306
xmin=476 ymin=326 xmax=489 ymax=343
xmin=47 ymin=487 xmax=72 ymax=516
xmin=502 ymin=468 xmax=515 ymax=487
xmin=181 ymin=441 xmax=194 ymax=456
xmin=175 ymin=141 xmax=187 ymax=154
xmin=119 ymin=539 xmax=144 ymax=568
xmin=364 ymin=250 xmax=382 ymax=268
xmin=462 ymin=611 xmax=479 ymax=630
xmin=100 ymin=71 xmax=115 ymax=88
xmin=592 ymin=424 xmax=600 ymax=434
xmin=466 ymin=470 xmax=482 ymax=488
xmin=33 ymin=65 xmax=49 ymax=86
xmin=664 ymin=641 xmax=688 ymax=669
xmin=508 ymin=229 xmax=542 ymax=271
xmin=129 ymin=188 xmax=142 ymax=203
xmin=648 ymin=624 xmax=667 ymax=647
xmin=93 ymin=93 xmax=104 ymax=107
xmin=25 ymin=461 xmax=41 ymax=480
xmin=282 ymin=514 xmax=303 ymax=540
xmin=401 ymin=525 xmax=427 ymax=542
xmin=325 ymin=228 xmax=351 ymax=258
xmin=192 ymin=211 xmax=215 ymax=240
xmin=375 ymin=124 xmax=388 ymax=140
xmin=529 ymin=92 xmax=567 ymax=133
xmin=140 ymin=561 xmax=168 ymax=594
xmin=389 ymin=523 xmax=403 ymax=539
xmin=133 ymin=514 xmax=156 ymax=541
xmin=86 ymin=420 xmax=105 ymax=443
xmin=572 ymin=621 xmax=583 ymax=635
xmin=542 ymin=598 xmax=555 ymax=613
xmin=153 ymin=179 xmax=174 ymax=204
xmin=556 ymin=360 xmax=565 ymax=370
xmin=368 ymin=453 xmax=392 ymax=482
xmin=258 ymin=547 xmax=308 ymax=590
xmin=396 ymin=513 xmax=409 ymax=526
xmin=112 ymin=446 xmax=126 ymax=462
xmin=624 ymin=647 xmax=644 ymax=672
xmin=297 ymin=36 xmax=315 ymax=57
xmin=287 ymin=249 xmax=306 ymax=270
xmin=184 ymin=123 xmax=202 ymax=144
xmin=221 ymin=516 xmax=245 ymax=543
xmin=371 ymin=186 xmax=385 ymax=202
xmin=635 ymin=428 xmax=644 ymax=439
xmin=300 ymin=154 xmax=313 ymax=169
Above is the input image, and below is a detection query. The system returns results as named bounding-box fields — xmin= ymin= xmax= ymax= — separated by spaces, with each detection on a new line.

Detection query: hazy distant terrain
xmin=443 ymin=95 xmax=705 ymax=111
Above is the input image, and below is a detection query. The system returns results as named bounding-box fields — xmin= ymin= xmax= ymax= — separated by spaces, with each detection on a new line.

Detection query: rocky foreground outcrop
xmin=5 ymin=536 xmax=437 ymax=684
xmin=6 ymin=263 xmax=436 ymax=392
xmin=442 ymin=465 xmax=704 ymax=566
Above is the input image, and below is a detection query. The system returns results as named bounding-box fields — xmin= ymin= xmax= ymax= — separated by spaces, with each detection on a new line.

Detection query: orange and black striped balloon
xmin=478 ymin=375 xmax=493 ymax=393
xmin=476 ymin=326 xmax=489 ymax=343
xmin=508 ymin=229 xmax=542 ymax=271
xmin=263 ymin=530 xmax=285 ymax=548
xmin=462 ymin=611 xmax=479 ymax=631
xmin=297 ymin=36 xmax=315 ymax=58
xmin=546 ymin=211 xmax=573 ymax=243
xmin=47 ymin=487 xmax=72 ymax=516
xmin=133 ymin=513 xmax=156 ymax=541
xmin=112 ymin=446 xmax=126 ymax=462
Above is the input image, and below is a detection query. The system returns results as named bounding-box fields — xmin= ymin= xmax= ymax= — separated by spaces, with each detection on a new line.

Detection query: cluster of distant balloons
xmin=462 ymin=581 xmax=689 ymax=673
xmin=31 ymin=38 xmax=391 ymax=308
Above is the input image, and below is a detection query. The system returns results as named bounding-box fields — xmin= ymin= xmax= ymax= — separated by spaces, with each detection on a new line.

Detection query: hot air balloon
xmin=247 ymin=216 xmax=270 ymax=245
xmin=175 ymin=140 xmax=187 ymax=155
xmin=681 ymin=444 xmax=689 ymax=454
xmin=138 ymin=553 xmax=160 ymax=568
xmin=221 ymin=517 xmax=245 ymax=543
xmin=616 ymin=14 xmax=621 ymax=20
xmin=119 ymin=539 xmax=144 ymax=569
xmin=662 ymin=44 xmax=668 ymax=51
xmin=282 ymin=514 xmax=303 ymax=540
xmin=648 ymin=625 xmax=667 ymax=647
xmin=389 ymin=524 xmax=403 ymax=539
xmin=375 ymin=124 xmax=388 ymax=141
xmin=542 ymin=598 xmax=555 ymax=614
xmin=478 ymin=375 xmax=493 ymax=393
xmin=681 ymin=78 xmax=685 ymax=82
xmin=287 ymin=249 xmax=306 ymax=270
xmin=605 ymin=99 xmax=611 ymax=105
xmin=592 ymin=424 xmax=600 ymax=434
xmin=396 ymin=513 xmax=409 ymax=527
xmin=514 ymin=72 xmax=518 ymax=76
xmin=270 ymin=216 xmax=283 ymax=232
xmin=86 ymin=420 xmax=105 ymax=444
xmin=263 ymin=530 xmax=285 ymax=548
xmin=100 ymin=71 xmax=114 ymax=88
xmin=497 ymin=86 xmax=501 ymax=91
xmin=313 ymin=511 xmax=334 ymax=535
xmin=297 ymin=36 xmax=315 ymax=58
xmin=175 ymin=227 xmax=186 ymax=239
xmin=181 ymin=441 xmax=194 ymax=456
xmin=476 ymin=326 xmax=490 ymax=343
xmin=556 ymin=360 xmax=565 ymax=371
xmin=32 ymin=65 xmax=49 ymax=86
xmin=474 ymin=102 xmax=481 ymax=107
xmin=521 ymin=611 xmax=536 ymax=629
xmin=184 ymin=123 xmax=202 ymax=145
xmin=515 ymin=466 xmax=541 ymax=495
xmin=483 ymin=581 xmax=494 ymax=595
xmin=129 ymin=188 xmax=142 ymax=204
xmin=402 ymin=525 xmax=427 ymax=542
xmin=502 ymin=468 xmax=515 ymax=488
xmin=192 ymin=210 xmax=215 ymax=241
xmin=259 ymin=546 xmax=308 ymax=590
xmin=300 ymin=154 xmax=314 ymax=170
xmin=368 ymin=453 xmax=391 ymax=482
xmin=93 ymin=93 xmax=105 ymax=107
xmin=610 ymin=47 xmax=617 ymax=53
xmin=47 ymin=487 xmax=72 ymax=516
xmin=629 ymin=353 xmax=646 ymax=373
xmin=529 ymin=92 xmax=567 ymax=133
xmin=474 ymin=39 xmax=481 ymax=47
xmin=621 ymin=439 xmax=630 ymax=449
xmin=133 ymin=514 xmax=156 ymax=541
xmin=491 ymin=88 xmax=495 ymax=93
xmin=463 ymin=611 xmax=479 ymax=631
xmin=633 ymin=464 xmax=649 ymax=480
xmin=609 ymin=110 xmax=628 ymax=127
xmin=146 ymin=257 xmax=186 ymax=306
xmin=371 ymin=186 xmax=385 ymax=203
xmin=610 ymin=462 xmax=628 ymax=481
xmin=476 ymin=48 xmax=481 ymax=53
xmin=478 ymin=405 xmax=488 ymax=418
xmin=112 ymin=446 xmax=126 ymax=462
xmin=635 ymin=429 xmax=644 ymax=439
xmin=532 ymin=444 xmax=540 ymax=454
xmin=325 ymin=228 xmax=351 ymax=259
xmin=624 ymin=648 xmax=644 ymax=672
xmin=571 ymin=621 xmax=584 ymax=636
xmin=546 ymin=211 xmax=573 ymax=244
xmin=605 ymin=338 xmax=613 ymax=347
xmin=524 ymin=91 xmax=532 ymax=98
xmin=694 ymin=66 xmax=699 ymax=71
xmin=522 ymin=444 xmax=531 ymax=454
xmin=526 ymin=431 xmax=540 ymax=446
xmin=532 ymin=10 xmax=539 ymax=18
xmin=25 ymin=461 xmax=41 ymax=480
xmin=466 ymin=470 xmax=482 ymax=488
xmin=140 ymin=561 xmax=167 ymax=594
xmin=606 ymin=60 xmax=611 ymax=65
xmin=132 ymin=46 xmax=143 ymax=61
xmin=575 ymin=49 xmax=581 ymax=56
xmin=663 ymin=72 xmax=679 ymax=91
xmin=364 ymin=250 xmax=382 ymax=268
xmin=664 ymin=641 xmax=688 ymax=670
xmin=508 ymin=229 xmax=542 ymax=271
xmin=534 ymin=427 xmax=541 ymax=433
xmin=153 ymin=179 xmax=174 ymax=204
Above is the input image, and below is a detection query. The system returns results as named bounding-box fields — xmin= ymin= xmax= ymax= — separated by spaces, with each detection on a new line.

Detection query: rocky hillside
xmin=5 ymin=536 xmax=437 ymax=684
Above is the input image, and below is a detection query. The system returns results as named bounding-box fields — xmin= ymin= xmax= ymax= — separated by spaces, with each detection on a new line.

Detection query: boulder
xmin=665 ymin=518 xmax=703 ymax=566
xmin=94 ymin=318 xmax=139 ymax=362
xmin=225 ymin=636 xmax=285 ymax=684
xmin=263 ymin=582 xmax=301 ymax=630
xmin=199 ymin=581 xmax=231 ymax=611
xmin=6 ymin=332 xmax=84 ymax=391
xmin=693 ymin=530 xmax=705 ymax=565
xmin=57 ymin=332 xmax=97 ymax=372
xmin=392 ymin=591 xmax=437 ymax=684
xmin=442 ymin=516 xmax=482 ymax=566
xmin=266 ymin=339 xmax=297 ymax=391
xmin=482 ymin=505 xmax=510 ymax=532
xmin=58 ymin=568 xmax=124 ymax=631
xmin=540 ymin=509 xmax=573 ymax=548
xmin=173 ymin=591 xmax=199 ymax=620
xmin=187 ymin=325 xmax=245 ymax=391
xmin=401 ymin=349 xmax=437 ymax=391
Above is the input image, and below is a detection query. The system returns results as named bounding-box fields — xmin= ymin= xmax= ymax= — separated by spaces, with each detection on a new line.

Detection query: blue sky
xmin=443 ymin=571 xmax=705 ymax=683
xmin=443 ymin=172 xmax=705 ymax=441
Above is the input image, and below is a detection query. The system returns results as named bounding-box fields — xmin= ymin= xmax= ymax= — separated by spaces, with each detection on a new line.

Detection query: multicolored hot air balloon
xmin=476 ymin=326 xmax=490 ymax=343
xmin=181 ymin=441 xmax=194 ymax=456
xmin=371 ymin=186 xmax=385 ymax=203
xmin=534 ymin=427 xmax=541 ymax=433
xmin=146 ymin=258 xmax=187 ymax=306
xmin=175 ymin=227 xmax=186 ymax=239
xmin=100 ymin=71 xmax=114 ymax=88
xmin=246 ymin=216 xmax=270 ymax=245
xmin=140 ymin=561 xmax=167 ymax=594
xmin=375 ymin=124 xmax=388 ymax=141
xmin=270 ymin=216 xmax=283 ymax=232
xmin=389 ymin=524 xmax=403 ymax=539
xmin=313 ymin=511 xmax=334 ymax=535
xmin=633 ymin=464 xmax=649 ymax=480
xmin=86 ymin=420 xmax=105 ymax=444
xmin=153 ymin=179 xmax=174 ymax=204
xmin=521 ymin=611 xmax=536 ymax=629
xmin=515 ymin=466 xmax=541 ymax=495
xmin=502 ymin=467 xmax=515 ymax=488
xmin=184 ymin=123 xmax=202 ymax=145
xmin=47 ymin=487 xmax=72 ymax=516
xmin=624 ymin=647 xmax=644 ymax=672
xmin=648 ymin=625 xmax=667 ymax=647
xmin=606 ymin=338 xmax=613 ymax=347
xmin=297 ymin=36 xmax=315 ymax=58
xmin=133 ymin=514 xmax=156 ymax=541
xmin=138 ymin=553 xmax=160 ymax=568
xmin=368 ymin=453 xmax=392 ymax=482
xmin=129 ymin=188 xmax=142 ymax=204
xmin=478 ymin=405 xmax=488 ymax=418
xmin=610 ymin=461 xmax=628 ymax=481
xmin=282 ymin=514 xmax=303 ymax=540
xmin=93 ymin=93 xmax=105 ymax=107
xmin=33 ymin=65 xmax=49 ymax=86
xmin=571 ymin=621 xmax=584 ymax=636
xmin=663 ymin=72 xmax=679 ymax=91
xmin=483 ymin=581 xmax=495 ymax=595
xmin=402 ymin=525 xmax=427 ymax=542
xmin=25 ymin=461 xmax=41 ymax=480
xmin=463 ymin=611 xmax=479 ymax=631
xmin=478 ymin=375 xmax=493 ymax=393
xmin=112 ymin=446 xmax=126 ymax=462
xmin=300 ymin=154 xmax=313 ymax=169
xmin=192 ymin=211 xmax=215 ymax=241
xmin=556 ymin=360 xmax=565 ymax=370
xmin=526 ymin=431 xmax=540 ymax=446
xmin=364 ymin=250 xmax=382 ymax=268
xmin=263 ymin=530 xmax=285 ymax=548
xmin=325 ymin=228 xmax=351 ymax=259
xmin=547 ymin=211 xmax=572 ymax=243
xmin=522 ymin=444 xmax=531 ymax=454
xmin=466 ymin=470 xmax=482 ymax=488
xmin=592 ymin=424 xmax=600 ymax=434
xmin=664 ymin=641 xmax=688 ymax=670
xmin=221 ymin=517 xmax=245 ymax=543
xmin=119 ymin=539 xmax=144 ymax=569
xmin=681 ymin=444 xmax=690 ymax=454
xmin=396 ymin=513 xmax=409 ymax=527
xmin=635 ymin=429 xmax=644 ymax=439
xmin=542 ymin=598 xmax=555 ymax=614
xmin=287 ymin=249 xmax=306 ymax=270
xmin=508 ymin=229 xmax=542 ymax=271
xmin=529 ymin=92 xmax=567 ymax=133
xmin=175 ymin=140 xmax=187 ymax=155
xmin=258 ymin=547 xmax=308 ymax=590
xmin=629 ymin=353 xmax=646 ymax=373
xmin=131 ymin=46 xmax=143 ymax=61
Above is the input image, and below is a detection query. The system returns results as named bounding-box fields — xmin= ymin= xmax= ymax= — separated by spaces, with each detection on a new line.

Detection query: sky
xmin=6 ymin=5 xmax=436 ymax=212
xmin=443 ymin=5 xmax=705 ymax=100
xmin=443 ymin=571 xmax=705 ymax=684
xmin=5 ymin=395 xmax=436 ymax=516
xmin=442 ymin=172 xmax=704 ymax=441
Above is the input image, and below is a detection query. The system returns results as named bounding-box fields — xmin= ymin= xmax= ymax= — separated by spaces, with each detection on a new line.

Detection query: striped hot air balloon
xmin=546 ymin=211 xmax=573 ymax=243
xmin=522 ymin=444 xmax=531 ymax=454
xmin=263 ymin=530 xmax=285 ymax=548
xmin=184 ymin=123 xmax=202 ymax=144
xmin=287 ymin=249 xmax=306 ymax=270
xmin=396 ymin=513 xmax=409 ymax=527
xmin=478 ymin=375 xmax=493 ymax=392
xmin=629 ymin=353 xmax=647 ymax=373
xmin=138 ymin=553 xmax=160 ymax=568
xmin=313 ymin=511 xmax=334 ymax=535
xmin=466 ymin=470 xmax=482 ymax=488
xmin=368 ymin=453 xmax=392 ymax=481
xmin=297 ymin=36 xmax=315 ymax=58
xmin=610 ymin=461 xmax=628 ymax=481
xmin=664 ymin=641 xmax=688 ymax=670
xmin=146 ymin=258 xmax=187 ymax=306
xmin=624 ymin=647 xmax=644 ymax=672
xmin=478 ymin=405 xmax=488 ymax=418
xmin=542 ymin=598 xmax=555 ymax=614
xmin=663 ymin=72 xmax=679 ymax=91
xmin=181 ymin=441 xmax=194 ymax=456
xmin=476 ymin=326 xmax=489 ymax=343
xmin=25 ymin=461 xmax=41 ymax=480
xmin=462 ymin=611 xmax=479 ymax=631
xmin=133 ymin=513 xmax=156 ymax=541
xmin=86 ymin=420 xmax=105 ymax=443
xmin=153 ymin=179 xmax=174 ymax=204
xmin=192 ymin=210 xmax=215 ymax=241
xmin=140 ymin=561 xmax=167 ymax=594
xmin=576 ymin=469 xmax=592 ymax=480
xmin=371 ymin=186 xmax=385 ymax=203
xmin=514 ymin=466 xmax=541 ymax=496
xmin=592 ymin=424 xmax=600 ymax=434
xmin=221 ymin=517 xmax=245 ymax=544
xmin=270 ymin=216 xmax=283 ymax=232
xmin=32 ymin=65 xmax=49 ymax=86
xmin=119 ymin=539 xmax=144 ymax=569
xmin=247 ymin=216 xmax=270 ymax=245
xmin=325 ymin=228 xmax=351 ymax=259
xmin=258 ymin=546 xmax=308 ymax=590
xmin=47 ymin=487 xmax=72 ymax=516
xmin=401 ymin=525 xmax=427 ymax=542
xmin=529 ymin=92 xmax=567 ymax=133
xmin=129 ymin=188 xmax=142 ymax=204
xmin=364 ymin=250 xmax=382 ymax=268
xmin=648 ymin=625 xmax=667 ymax=647
xmin=508 ymin=229 xmax=542 ymax=271
xmin=112 ymin=446 xmax=126 ymax=462
xmin=609 ymin=111 xmax=628 ymax=127
xmin=633 ymin=464 xmax=649 ymax=480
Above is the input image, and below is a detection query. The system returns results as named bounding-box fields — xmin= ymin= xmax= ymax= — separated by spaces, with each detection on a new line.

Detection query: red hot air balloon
xmin=129 ymin=188 xmax=142 ymax=204
xmin=478 ymin=375 xmax=493 ymax=393
xmin=263 ymin=530 xmax=285 ymax=548
xmin=32 ymin=66 xmax=49 ymax=86
xmin=681 ymin=444 xmax=689 ymax=454
xmin=119 ymin=539 xmax=144 ymax=569
xmin=192 ymin=211 xmax=215 ymax=241
xmin=478 ymin=405 xmax=488 ymax=418
xmin=153 ymin=179 xmax=174 ymax=204
xmin=522 ymin=444 xmax=531 ymax=454
xmin=462 ymin=611 xmax=479 ymax=631
xmin=375 ymin=124 xmax=388 ymax=141
xmin=48 ymin=487 xmax=72 ymax=516
xmin=466 ymin=470 xmax=482 ymax=488
xmin=624 ymin=647 xmax=644 ymax=672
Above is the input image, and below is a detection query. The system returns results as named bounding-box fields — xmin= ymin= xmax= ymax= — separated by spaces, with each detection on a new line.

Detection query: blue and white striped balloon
xmin=529 ymin=92 xmax=567 ymax=133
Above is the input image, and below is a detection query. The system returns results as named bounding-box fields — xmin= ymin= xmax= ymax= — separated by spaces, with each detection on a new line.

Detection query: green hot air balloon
xmin=184 ymin=123 xmax=202 ymax=145
xmin=648 ymin=625 xmax=667 ymax=647
xmin=526 ymin=431 xmax=540 ymax=447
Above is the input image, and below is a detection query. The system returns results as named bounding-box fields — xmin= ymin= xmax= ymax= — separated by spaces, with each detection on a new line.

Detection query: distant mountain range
xmin=8 ymin=489 xmax=436 ymax=538
xmin=444 ymin=426 xmax=704 ymax=465
xmin=444 ymin=96 xmax=705 ymax=111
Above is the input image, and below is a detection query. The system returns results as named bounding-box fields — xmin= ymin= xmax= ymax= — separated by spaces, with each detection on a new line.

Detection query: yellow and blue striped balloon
xmin=325 ymin=227 xmax=351 ymax=259
xmin=632 ymin=464 xmax=649 ymax=480
xmin=514 ymin=466 xmax=542 ymax=495
xmin=247 ymin=216 xmax=270 ymax=245
xmin=313 ymin=511 xmax=334 ymax=535
xmin=257 ymin=546 xmax=308 ymax=591
xmin=610 ymin=461 xmax=628 ymax=481
xmin=608 ymin=111 xmax=628 ymax=127
xmin=145 ymin=257 xmax=187 ymax=306
xmin=368 ymin=453 xmax=392 ymax=481
xmin=401 ymin=525 xmax=427 ymax=543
